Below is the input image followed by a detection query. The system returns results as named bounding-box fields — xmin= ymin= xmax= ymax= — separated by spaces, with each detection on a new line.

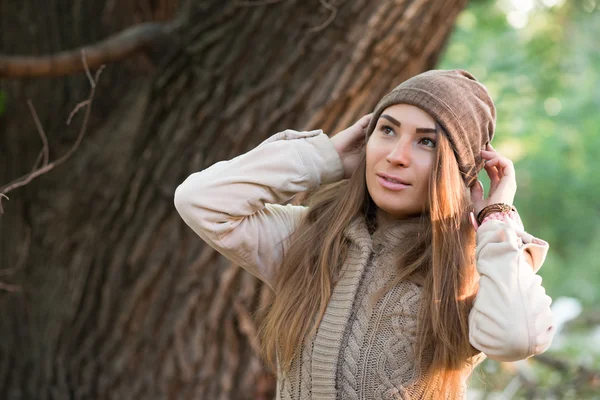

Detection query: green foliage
xmin=440 ymin=0 xmax=600 ymax=307
xmin=440 ymin=1 xmax=600 ymax=396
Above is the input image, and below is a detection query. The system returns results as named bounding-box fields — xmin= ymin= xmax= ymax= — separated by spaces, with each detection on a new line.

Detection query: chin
xmin=370 ymin=193 xmax=423 ymax=220
xmin=380 ymin=207 xmax=414 ymax=219
xmin=367 ymin=181 xmax=424 ymax=219
xmin=372 ymin=198 xmax=411 ymax=219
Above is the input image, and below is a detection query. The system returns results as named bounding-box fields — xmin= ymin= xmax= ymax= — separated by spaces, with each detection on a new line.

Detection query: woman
xmin=174 ymin=70 xmax=555 ymax=399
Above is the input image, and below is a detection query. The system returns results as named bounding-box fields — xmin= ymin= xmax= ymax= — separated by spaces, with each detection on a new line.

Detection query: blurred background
xmin=0 ymin=0 xmax=598 ymax=399
xmin=441 ymin=0 xmax=600 ymax=398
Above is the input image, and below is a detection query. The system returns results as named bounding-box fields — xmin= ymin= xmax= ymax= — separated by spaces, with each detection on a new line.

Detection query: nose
xmin=385 ymin=136 xmax=412 ymax=166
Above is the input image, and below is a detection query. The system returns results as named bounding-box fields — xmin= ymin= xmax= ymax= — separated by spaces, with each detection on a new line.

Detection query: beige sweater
xmin=174 ymin=129 xmax=555 ymax=399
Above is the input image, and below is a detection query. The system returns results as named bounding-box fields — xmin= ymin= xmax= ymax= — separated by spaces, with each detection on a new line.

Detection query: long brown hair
xmin=260 ymin=129 xmax=480 ymax=398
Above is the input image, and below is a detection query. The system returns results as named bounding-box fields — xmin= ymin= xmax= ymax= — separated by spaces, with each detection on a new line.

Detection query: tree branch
xmin=307 ymin=0 xmax=338 ymax=33
xmin=26 ymin=100 xmax=50 ymax=167
xmin=235 ymin=0 xmax=284 ymax=6
xmin=0 ymin=23 xmax=168 ymax=78
xmin=0 ymin=281 xmax=21 ymax=293
xmin=0 ymin=51 xmax=104 ymax=215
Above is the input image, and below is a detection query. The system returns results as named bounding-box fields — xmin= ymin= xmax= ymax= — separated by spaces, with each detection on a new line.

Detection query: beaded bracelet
xmin=481 ymin=210 xmax=519 ymax=225
xmin=476 ymin=203 xmax=516 ymax=225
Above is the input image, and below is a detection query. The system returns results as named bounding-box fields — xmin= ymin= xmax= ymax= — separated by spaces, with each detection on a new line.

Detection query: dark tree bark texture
xmin=0 ymin=0 xmax=467 ymax=398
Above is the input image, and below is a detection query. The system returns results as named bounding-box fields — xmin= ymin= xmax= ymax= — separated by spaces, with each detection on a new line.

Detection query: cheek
xmin=365 ymin=139 xmax=386 ymax=166
xmin=365 ymin=140 xmax=377 ymax=173
xmin=414 ymin=155 xmax=435 ymax=189
xmin=365 ymin=141 xmax=381 ymax=193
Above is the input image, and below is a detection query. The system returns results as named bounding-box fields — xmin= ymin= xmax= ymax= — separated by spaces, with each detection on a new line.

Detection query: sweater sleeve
xmin=173 ymin=129 xmax=344 ymax=290
xmin=468 ymin=215 xmax=555 ymax=362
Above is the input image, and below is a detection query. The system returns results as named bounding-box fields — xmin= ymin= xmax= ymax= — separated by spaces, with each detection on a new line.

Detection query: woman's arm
xmin=468 ymin=215 xmax=555 ymax=362
xmin=174 ymin=129 xmax=344 ymax=290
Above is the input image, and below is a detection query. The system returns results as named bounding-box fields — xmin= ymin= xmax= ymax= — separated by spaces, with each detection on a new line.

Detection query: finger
xmin=484 ymin=157 xmax=515 ymax=179
xmin=484 ymin=159 xmax=503 ymax=182
xmin=482 ymin=147 xmax=514 ymax=173
xmin=481 ymin=147 xmax=507 ymax=163
xmin=484 ymin=167 xmax=500 ymax=196
xmin=358 ymin=113 xmax=373 ymax=127
xmin=486 ymin=143 xmax=501 ymax=155
xmin=480 ymin=149 xmax=497 ymax=159
xmin=484 ymin=160 xmax=500 ymax=185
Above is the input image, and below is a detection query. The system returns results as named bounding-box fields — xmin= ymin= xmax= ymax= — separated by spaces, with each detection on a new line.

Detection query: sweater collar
xmin=342 ymin=210 xmax=431 ymax=285
xmin=372 ymin=210 xmax=430 ymax=257
xmin=343 ymin=211 xmax=429 ymax=248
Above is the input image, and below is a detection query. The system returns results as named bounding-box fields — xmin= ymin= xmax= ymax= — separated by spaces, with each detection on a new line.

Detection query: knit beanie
xmin=365 ymin=69 xmax=496 ymax=187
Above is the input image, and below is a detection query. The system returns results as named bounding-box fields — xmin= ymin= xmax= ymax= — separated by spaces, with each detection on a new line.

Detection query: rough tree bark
xmin=0 ymin=0 xmax=468 ymax=398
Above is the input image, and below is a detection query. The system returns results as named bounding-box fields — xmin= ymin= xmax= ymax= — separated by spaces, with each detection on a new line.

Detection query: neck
xmin=367 ymin=208 xmax=431 ymax=286
xmin=372 ymin=208 xmax=428 ymax=245
xmin=375 ymin=209 xmax=427 ymax=230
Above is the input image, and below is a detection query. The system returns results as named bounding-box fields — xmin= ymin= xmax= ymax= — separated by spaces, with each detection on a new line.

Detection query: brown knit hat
xmin=365 ymin=69 xmax=496 ymax=187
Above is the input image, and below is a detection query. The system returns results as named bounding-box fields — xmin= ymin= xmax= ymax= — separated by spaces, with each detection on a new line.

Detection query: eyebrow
xmin=380 ymin=114 xmax=438 ymax=134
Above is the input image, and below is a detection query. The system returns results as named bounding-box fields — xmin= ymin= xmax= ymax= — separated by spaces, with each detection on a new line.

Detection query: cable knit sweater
xmin=278 ymin=215 xmax=464 ymax=399
xmin=174 ymin=129 xmax=555 ymax=399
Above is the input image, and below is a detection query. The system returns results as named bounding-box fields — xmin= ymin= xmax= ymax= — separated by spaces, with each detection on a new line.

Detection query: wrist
xmin=480 ymin=210 xmax=519 ymax=226
xmin=476 ymin=203 xmax=516 ymax=225
xmin=329 ymin=137 xmax=341 ymax=156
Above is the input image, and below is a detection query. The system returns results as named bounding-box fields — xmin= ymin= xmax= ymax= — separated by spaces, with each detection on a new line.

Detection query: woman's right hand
xmin=330 ymin=113 xmax=373 ymax=179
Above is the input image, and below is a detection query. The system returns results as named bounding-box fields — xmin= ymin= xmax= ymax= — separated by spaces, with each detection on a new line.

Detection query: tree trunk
xmin=0 ymin=0 xmax=467 ymax=398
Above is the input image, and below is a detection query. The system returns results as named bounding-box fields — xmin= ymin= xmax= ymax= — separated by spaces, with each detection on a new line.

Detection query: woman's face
xmin=365 ymin=104 xmax=438 ymax=219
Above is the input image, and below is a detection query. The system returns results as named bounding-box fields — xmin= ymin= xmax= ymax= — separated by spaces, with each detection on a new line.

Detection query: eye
xmin=379 ymin=124 xmax=395 ymax=136
xmin=419 ymin=137 xmax=437 ymax=148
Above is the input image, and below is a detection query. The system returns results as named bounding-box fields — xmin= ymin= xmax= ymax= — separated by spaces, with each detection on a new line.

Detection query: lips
xmin=377 ymin=173 xmax=410 ymax=186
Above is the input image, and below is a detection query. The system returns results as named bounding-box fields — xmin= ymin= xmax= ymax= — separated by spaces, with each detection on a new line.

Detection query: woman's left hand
xmin=470 ymin=143 xmax=517 ymax=217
